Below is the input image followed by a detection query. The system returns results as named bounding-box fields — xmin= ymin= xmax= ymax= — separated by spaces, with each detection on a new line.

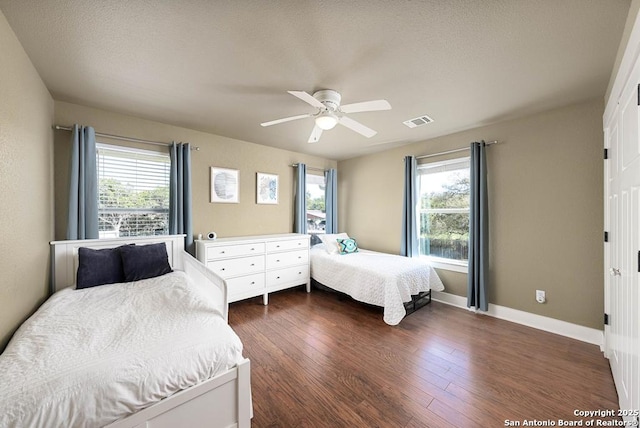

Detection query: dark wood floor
xmin=229 ymin=286 xmax=619 ymax=428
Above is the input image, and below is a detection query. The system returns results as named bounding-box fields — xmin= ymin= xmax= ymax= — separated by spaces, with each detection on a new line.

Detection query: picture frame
xmin=210 ymin=167 xmax=239 ymax=203
xmin=256 ymin=172 xmax=278 ymax=204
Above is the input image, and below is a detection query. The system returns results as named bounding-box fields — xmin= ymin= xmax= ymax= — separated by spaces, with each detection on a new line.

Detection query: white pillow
xmin=319 ymin=233 xmax=350 ymax=254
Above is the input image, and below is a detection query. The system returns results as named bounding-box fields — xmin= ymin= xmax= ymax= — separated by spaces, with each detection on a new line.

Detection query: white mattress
xmin=0 ymin=271 xmax=244 ymax=428
xmin=310 ymin=244 xmax=444 ymax=325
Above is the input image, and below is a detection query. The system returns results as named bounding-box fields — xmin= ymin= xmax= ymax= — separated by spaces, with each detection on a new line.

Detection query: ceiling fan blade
xmin=308 ymin=125 xmax=323 ymax=143
xmin=261 ymin=113 xmax=311 ymax=127
xmin=339 ymin=116 xmax=377 ymax=138
xmin=340 ymin=99 xmax=391 ymax=113
xmin=288 ymin=91 xmax=325 ymax=109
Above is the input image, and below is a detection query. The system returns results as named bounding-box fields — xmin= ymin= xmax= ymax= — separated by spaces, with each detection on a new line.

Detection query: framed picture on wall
xmin=210 ymin=167 xmax=239 ymax=203
xmin=256 ymin=172 xmax=278 ymax=204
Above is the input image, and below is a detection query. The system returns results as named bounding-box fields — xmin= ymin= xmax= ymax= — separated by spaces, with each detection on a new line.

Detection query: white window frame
xmin=96 ymin=143 xmax=171 ymax=239
xmin=417 ymin=157 xmax=470 ymax=273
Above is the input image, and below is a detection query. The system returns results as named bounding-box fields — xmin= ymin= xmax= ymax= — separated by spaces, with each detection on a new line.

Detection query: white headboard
xmin=50 ymin=235 xmax=186 ymax=293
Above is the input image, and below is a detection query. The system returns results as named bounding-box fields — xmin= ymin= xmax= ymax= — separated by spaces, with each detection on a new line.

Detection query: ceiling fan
xmin=260 ymin=90 xmax=391 ymax=143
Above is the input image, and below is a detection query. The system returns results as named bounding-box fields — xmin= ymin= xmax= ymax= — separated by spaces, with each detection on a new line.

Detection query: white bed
xmin=310 ymin=242 xmax=444 ymax=325
xmin=0 ymin=235 xmax=252 ymax=428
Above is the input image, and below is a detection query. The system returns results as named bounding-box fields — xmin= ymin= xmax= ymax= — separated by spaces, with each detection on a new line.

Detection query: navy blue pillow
xmin=76 ymin=246 xmax=128 ymax=289
xmin=120 ymin=243 xmax=173 ymax=282
xmin=309 ymin=234 xmax=323 ymax=246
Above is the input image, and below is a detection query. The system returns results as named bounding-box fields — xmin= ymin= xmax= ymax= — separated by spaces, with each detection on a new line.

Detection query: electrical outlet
xmin=536 ymin=290 xmax=546 ymax=304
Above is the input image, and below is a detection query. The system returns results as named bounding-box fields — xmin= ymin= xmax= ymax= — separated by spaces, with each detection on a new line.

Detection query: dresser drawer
xmin=227 ymin=273 xmax=265 ymax=297
xmin=266 ymin=238 xmax=308 ymax=252
xmin=207 ymin=255 xmax=264 ymax=278
xmin=206 ymin=242 xmax=265 ymax=260
xmin=266 ymin=265 xmax=310 ymax=288
xmin=266 ymin=249 xmax=308 ymax=269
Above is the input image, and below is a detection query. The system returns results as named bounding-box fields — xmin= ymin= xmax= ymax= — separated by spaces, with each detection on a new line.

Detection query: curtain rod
xmin=290 ymin=163 xmax=327 ymax=172
xmin=415 ymin=140 xmax=498 ymax=160
xmin=53 ymin=125 xmax=200 ymax=151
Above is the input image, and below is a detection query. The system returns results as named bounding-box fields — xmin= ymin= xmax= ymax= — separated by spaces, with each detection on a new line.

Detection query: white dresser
xmin=195 ymin=233 xmax=310 ymax=304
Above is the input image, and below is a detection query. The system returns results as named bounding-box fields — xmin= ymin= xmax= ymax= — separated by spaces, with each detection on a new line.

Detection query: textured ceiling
xmin=0 ymin=0 xmax=630 ymax=160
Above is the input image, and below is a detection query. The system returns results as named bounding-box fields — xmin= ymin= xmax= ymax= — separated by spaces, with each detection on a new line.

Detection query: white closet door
xmin=605 ymin=109 xmax=621 ymax=388
xmin=606 ymin=69 xmax=640 ymax=419
xmin=619 ymin=79 xmax=640 ymax=417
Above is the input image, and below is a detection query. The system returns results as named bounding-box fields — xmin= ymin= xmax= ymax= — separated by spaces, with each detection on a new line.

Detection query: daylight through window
xmin=97 ymin=144 xmax=170 ymax=238
xmin=306 ymin=173 xmax=326 ymax=234
xmin=418 ymin=157 xmax=470 ymax=264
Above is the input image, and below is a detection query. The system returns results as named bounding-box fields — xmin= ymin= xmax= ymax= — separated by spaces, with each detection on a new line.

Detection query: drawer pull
xmin=298 ymin=271 xmax=302 ymax=274
xmin=251 ymin=281 xmax=255 ymax=285
xmin=221 ymin=268 xmax=226 ymax=271
xmin=276 ymin=276 xmax=280 ymax=279
xmin=276 ymin=245 xmax=280 ymax=248
xmin=250 ymin=263 xmax=255 ymax=266
xmin=220 ymin=251 xmax=225 ymax=254
xmin=276 ymin=259 xmax=280 ymax=262
xmin=298 ymin=256 xmax=302 ymax=259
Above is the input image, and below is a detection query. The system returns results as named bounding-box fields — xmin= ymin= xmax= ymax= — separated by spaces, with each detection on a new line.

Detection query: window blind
xmin=96 ymin=144 xmax=170 ymax=238
xmin=418 ymin=157 xmax=470 ymax=174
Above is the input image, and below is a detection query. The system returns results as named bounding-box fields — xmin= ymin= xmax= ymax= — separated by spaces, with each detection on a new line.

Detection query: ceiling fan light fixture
xmin=262 ymin=90 xmax=391 ymax=143
xmin=315 ymin=112 xmax=338 ymax=130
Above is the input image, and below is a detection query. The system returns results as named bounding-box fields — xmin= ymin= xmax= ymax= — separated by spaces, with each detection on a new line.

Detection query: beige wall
xmin=606 ymin=0 xmax=640 ymax=102
xmin=339 ymin=98 xmax=604 ymax=329
xmin=0 ymin=11 xmax=54 ymax=351
xmin=54 ymin=101 xmax=336 ymax=244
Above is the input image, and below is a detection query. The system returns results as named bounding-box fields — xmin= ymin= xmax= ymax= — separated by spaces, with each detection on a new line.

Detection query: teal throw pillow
xmin=337 ymin=238 xmax=359 ymax=255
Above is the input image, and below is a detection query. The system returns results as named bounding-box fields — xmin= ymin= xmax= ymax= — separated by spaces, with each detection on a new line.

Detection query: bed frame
xmin=50 ymin=235 xmax=252 ymax=428
xmin=311 ymin=278 xmax=433 ymax=317
xmin=403 ymin=290 xmax=432 ymax=315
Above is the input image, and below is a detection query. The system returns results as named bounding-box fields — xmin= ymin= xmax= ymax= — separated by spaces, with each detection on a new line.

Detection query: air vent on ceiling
xmin=403 ymin=115 xmax=434 ymax=128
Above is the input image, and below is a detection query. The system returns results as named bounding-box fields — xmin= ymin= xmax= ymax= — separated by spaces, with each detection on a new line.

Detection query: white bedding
xmin=0 ymin=271 xmax=244 ymax=428
xmin=310 ymin=244 xmax=444 ymax=325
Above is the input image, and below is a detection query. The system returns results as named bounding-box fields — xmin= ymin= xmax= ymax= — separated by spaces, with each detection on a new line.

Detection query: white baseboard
xmin=431 ymin=291 xmax=604 ymax=349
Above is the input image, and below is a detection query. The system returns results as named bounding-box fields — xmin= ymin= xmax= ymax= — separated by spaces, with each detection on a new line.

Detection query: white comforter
xmin=0 ymin=271 xmax=244 ymax=428
xmin=310 ymin=245 xmax=444 ymax=325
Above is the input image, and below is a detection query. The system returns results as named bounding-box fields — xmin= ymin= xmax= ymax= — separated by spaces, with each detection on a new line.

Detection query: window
xmin=97 ymin=144 xmax=170 ymax=238
xmin=306 ymin=173 xmax=326 ymax=234
xmin=418 ymin=157 xmax=470 ymax=270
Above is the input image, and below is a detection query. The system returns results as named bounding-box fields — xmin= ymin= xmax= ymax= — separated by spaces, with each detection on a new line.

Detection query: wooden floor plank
xmin=229 ymin=287 xmax=619 ymax=427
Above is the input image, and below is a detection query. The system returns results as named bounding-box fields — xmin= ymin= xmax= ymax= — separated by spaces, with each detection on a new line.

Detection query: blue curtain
xmin=294 ymin=163 xmax=307 ymax=234
xmin=467 ymin=141 xmax=489 ymax=311
xmin=169 ymin=142 xmax=193 ymax=254
xmin=324 ymin=168 xmax=338 ymax=234
xmin=401 ymin=156 xmax=418 ymax=257
xmin=67 ymin=124 xmax=99 ymax=240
